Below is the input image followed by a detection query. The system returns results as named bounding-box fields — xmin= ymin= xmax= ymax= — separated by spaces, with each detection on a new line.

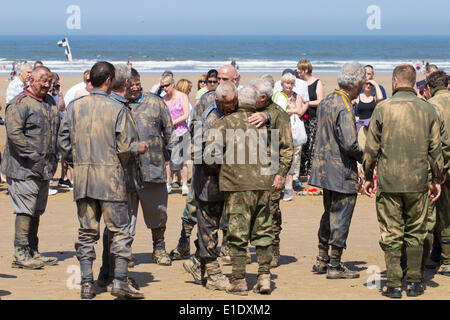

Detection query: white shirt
xmin=274 ymin=78 xmax=310 ymax=103
xmin=6 ymin=77 xmax=26 ymax=104
xmin=64 ymin=82 xmax=86 ymax=106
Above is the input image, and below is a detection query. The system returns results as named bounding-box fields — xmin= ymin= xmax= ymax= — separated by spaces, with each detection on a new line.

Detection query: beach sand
xmin=1 ymin=72 xmax=446 ymax=301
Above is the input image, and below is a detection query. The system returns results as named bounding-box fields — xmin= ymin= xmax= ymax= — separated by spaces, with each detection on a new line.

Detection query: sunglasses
xmin=207 ymin=80 xmax=218 ymax=84
xmin=161 ymin=83 xmax=172 ymax=88
xmin=199 ymin=80 xmax=206 ymax=84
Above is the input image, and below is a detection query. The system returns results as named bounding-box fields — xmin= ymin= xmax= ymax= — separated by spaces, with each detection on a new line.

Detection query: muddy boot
xmin=253 ymin=274 xmax=271 ymax=294
xmin=111 ymin=278 xmax=144 ymax=299
xmin=29 ymin=250 xmax=58 ymax=266
xmin=406 ymin=282 xmax=425 ymax=297
xmin=437 ymin=264 xmax=450 ymax=276
xmin=152 ymin=227 xmax=172 ymax=266
xmin=270 ymin=245 xmax=280 ymax=268
xmin=12 ymin=246 xmax=44 ymax=269
xmin=326 ymin=246 xmax=359 ymax=279
xmin=80 ymin=282 xmax=96 ymax=299
xmin=28 ymin=215 xmax=57 ymax=266
xmin=170 ymin=221 xmax=194 ymax=260
xmin=205 ymin=262 xmax=230 ymax=291
xmin=227 ymin=279 xmax=248 ymax=296
xmin=381 ymin=286 xmax=402 ymax=299
xmin=183 ymin=256 xmax=202 ymax=284
xmin=312 ymin=255 xmax=330 ymax=274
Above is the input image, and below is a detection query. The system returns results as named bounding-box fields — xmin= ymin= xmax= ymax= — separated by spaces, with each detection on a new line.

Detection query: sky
xmin=0 ymin=0 xmax=449 ymax=35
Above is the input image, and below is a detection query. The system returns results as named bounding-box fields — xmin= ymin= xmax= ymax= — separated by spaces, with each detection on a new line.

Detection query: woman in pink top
xmin=161 ymin=73 xmax=190 ymax=196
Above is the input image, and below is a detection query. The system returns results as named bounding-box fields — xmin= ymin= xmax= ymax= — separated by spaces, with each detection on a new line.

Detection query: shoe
xmin=153 ymin=249 xmax=172 ymax=266
xmin=282 ymin=188 xmax=293 ymax=201
xmin=48 ymin=187 xmax=58 ymax=196
xmin=172 ymin=181 xmax=180 ymax=188
xmin=406 ymin=282 xmax=425 ymax=297
xmin=326 ymin=263 xmax=360 ymax=279
xmin=270 ymin=246 xmax=280 ymax=268
xmin=111 ymin=279 xmax=144 ymax=299
xmin=30 ymin=250 xmax=58 ymax=266
xmin=170 ymin=238 xmax=190 ymax=260
xmin=167 ymin=183 xmax=172 ymax=194
xmin=253 ymin=274 xmax=271 ymax=294
xmin=12 ymin=246 xmax=45 ymax=270
xmin=381 ymin=286 xmax=402 ymax=299
xmin=227 ymin=279 xmax=248 ymax=296
xmin=312 ymin=255 xmax=329 ymax=274
xmin=183 ymin=256 xmax=202 ymax=284
xmin=182 ymin=185 xmax=189 ymax=196
xmin=58 ymin=178 xmax=74 ymax=190
xmin=94 ymin=277 xmax=111 ymax=293
xmin=81 ymin=282 xmax=96 ymax=299
xmin=437 ymin=264 xmax=450 ymax=276
xmin=206 ymin=273 xmax=231 ymax=291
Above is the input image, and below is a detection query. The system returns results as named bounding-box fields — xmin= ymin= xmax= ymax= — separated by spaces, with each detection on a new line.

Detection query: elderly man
xmin=208 ymin=86 xmax=275 ymax=295
xmin=424 ymin=71 xmax=450 ymax=276
xmin=58 ymin=61 xmax=147 ymax=299
xmin=416 ymin=64 xmax=439 ymax=97
xmin=183 ymin=81 xmax=237 ymax=291
xmin=249 ymin=78 xmax=294 ymax=268
xmin=2 ymin=66 xmax=60 ymax=270
xmin=363 ymin=64 xmax=443 ymax=298
xmin=6 ymin=63 xmax=32 ymax=104
xmin=170 ymin=64 xmax=239 ymax=261
xmin=309 ymin=63 xmax=365 ymax=280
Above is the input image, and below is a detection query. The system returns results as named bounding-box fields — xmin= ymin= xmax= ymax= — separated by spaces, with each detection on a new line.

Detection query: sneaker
xmin=48 ymin=187 xmax=58 ymax=196
xmin=81 ymin=282 xmax=96 ymax=299
xmin=167 ymin=183 xmax=172 ymax=194
xmin=172 ymin=181 xmax=181 ymax=188
xmin=183 ymin=256 xmax=202 ymax=284
xmin=326 ymin=263 xmax=360 ymax=279
xmin=253 ymin=274 xmax=271 ymax=294
xmin=282 ymin=188 xmax=293 ymax=201
xmin=111 ymin=278 xmax=144 ymax=299
xmin=58 ymin=178 xmax=74 ymax=190
xmin=227 ymin=279 xmax=248 ymax=296
xmin=153 ymin=249 xmax=172 ymax=266
xmin=182 ymin=185 xmax=189 ymax=196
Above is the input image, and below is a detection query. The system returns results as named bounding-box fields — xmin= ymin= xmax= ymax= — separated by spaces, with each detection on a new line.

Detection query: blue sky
xmin=0 ymin=0 xmax=449 ymax=35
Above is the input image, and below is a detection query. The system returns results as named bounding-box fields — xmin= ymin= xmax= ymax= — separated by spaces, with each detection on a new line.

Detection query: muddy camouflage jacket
xmin=58 ymin=90 xmax=140 ymax=202
xmin=208 ymin=105 xmax=274 ymax=192
xmin=428 ymin=88 xmax=450 ymax=176
xmin=129 ymin=92 xmax=174 ymax=183
xmin=363 ymin=87 xmax=443 ymax=192
xmin=2 ymin=87 xmax=60 ymax=180
xmin=257 ymin=101 xmax=294 ymax=178
xmin=309 ymin=90 xmax=363 ymax=194
xmin=190 ymin=90 xmax=216 ymax=133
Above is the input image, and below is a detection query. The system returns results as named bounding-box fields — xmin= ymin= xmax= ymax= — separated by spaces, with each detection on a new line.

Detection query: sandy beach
xmin=1 ymin=71 xmax=446 ymax=302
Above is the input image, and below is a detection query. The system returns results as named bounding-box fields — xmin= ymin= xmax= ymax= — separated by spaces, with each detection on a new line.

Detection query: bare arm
xmin=308 ymin=80 xmax=325 ymax=107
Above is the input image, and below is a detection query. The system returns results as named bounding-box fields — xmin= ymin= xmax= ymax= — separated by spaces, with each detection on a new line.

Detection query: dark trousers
xmin=196 ymin=200 xmax=224 ymax=262
xmin=318 ymin=189 xmax=357 ymax=250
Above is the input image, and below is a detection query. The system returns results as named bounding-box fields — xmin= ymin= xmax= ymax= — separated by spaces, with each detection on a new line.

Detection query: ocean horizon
xmin=0 ymin=35 xmax=449 ymax=74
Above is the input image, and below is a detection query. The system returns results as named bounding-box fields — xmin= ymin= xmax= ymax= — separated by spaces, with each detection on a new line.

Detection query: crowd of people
xmin=0 ymin=58 xmax=449 ymax=300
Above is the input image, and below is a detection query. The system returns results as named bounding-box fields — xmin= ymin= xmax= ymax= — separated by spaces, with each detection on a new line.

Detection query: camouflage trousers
xmin=196 ymin=200 xmax=224 ymax=262
xmin=318 ymin=189 xmax=357 ymax=250
xmin=377 ymin=191 xmax=428 ymax=287
xmin=300 ymin=117 xmax=318 ymax=177
xmin=436 ymin=180 xmax=450 ymax=264
xmin=271 ymin=190 xmax=283 ymax=247
xmin=224 ymin=190 xmax=273 ymax=280
xmin=75 ymin=197 xmax=132 ymax=283
xmin=181 ymin=178 xmax=198 ymax=225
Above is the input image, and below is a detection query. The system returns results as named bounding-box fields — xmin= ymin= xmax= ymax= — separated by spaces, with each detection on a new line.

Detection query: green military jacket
xmin=58 ymin=90 xmax=140 ymax=202
xmin=208 ymin=105 xmax=273 ymax=192
xmin=2 ymin=87 xmax=60 ymax=180
xmin=363 ymin=87 xmax=443 ymax=193
xmin=428 ymin=87 xmax=450 ymax=176
xmin=257 ymin=101 xmax=294 ymax=178
xmin=309 ymin=90 xmax=363 ymax=194
xmin=129 ymin=92 xmax=174 ymax=183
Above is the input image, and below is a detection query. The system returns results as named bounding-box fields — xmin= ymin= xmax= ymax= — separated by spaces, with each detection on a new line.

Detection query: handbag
xmin=290 ymin=114 xmax=307 ymax=147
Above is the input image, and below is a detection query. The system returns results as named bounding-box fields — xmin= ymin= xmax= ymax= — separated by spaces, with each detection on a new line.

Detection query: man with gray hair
xmin=6 ymin=63 xmax=32 ymax=104
xmin=309 ymin=62 xmax=365 ymax=279
xmin=182 ymin=81 xmax=237 ymax=291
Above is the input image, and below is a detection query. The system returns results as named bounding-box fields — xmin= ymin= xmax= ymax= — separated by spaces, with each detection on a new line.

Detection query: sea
xmin=0 ymin=35 xmax=449 ymax=74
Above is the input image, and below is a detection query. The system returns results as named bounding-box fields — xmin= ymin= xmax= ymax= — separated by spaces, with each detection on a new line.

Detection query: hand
xmin=429 ymin=183 xmax=441 ymax=203
xmin=362 ymin=181 xmax=374 ymax=198
xmin=137 ymin=141 xmax=148 ymax=155
xmin=248 ymin=112 xmax=267 ymax=128
xmin=272 ymin=175 xmax=286 ymax=191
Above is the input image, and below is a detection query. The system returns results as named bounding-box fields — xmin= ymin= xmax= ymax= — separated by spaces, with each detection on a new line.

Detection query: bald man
xmin=2 ymin=66 xmax=60 ymax=270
